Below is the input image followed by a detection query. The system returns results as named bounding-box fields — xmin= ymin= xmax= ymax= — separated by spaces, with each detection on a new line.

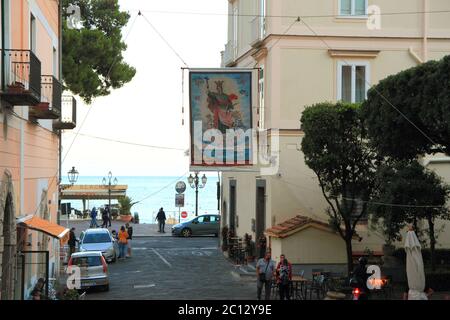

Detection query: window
xmin=30 ymin=14 xmax=37 ymax=53
xmin=82 ymin=233 xmax=112 ymax=244
xmin=233 ymin=5 xmax=238 ymax=57
xmin=258 ymin=66 xmax=265 ymax=128
xmin=259 ymin=0 xmax=266 ymax=37
xmin=337 ymin=61 xmax=369 ymax=103
xmin=339 ymin=0 xmax=367 ymax=16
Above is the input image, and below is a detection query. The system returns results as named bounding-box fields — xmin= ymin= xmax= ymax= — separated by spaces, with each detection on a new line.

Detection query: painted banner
xmin=189 ymin=69 xmax=256 ymax=170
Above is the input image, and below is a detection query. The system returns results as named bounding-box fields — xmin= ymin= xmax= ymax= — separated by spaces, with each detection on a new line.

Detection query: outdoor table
xmin=291 ymin=276 xmax=308 ymax=300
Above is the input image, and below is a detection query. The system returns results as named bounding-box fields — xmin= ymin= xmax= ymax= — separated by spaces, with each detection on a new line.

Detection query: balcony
xmin=0 ymin=49 xmax=41 ymax=105
xmin=222 ymin=41 xmax=236 ymax=67
xmin=250 ymin=16 xmax=266 ymax=48
xmin=29 ymin=75 xmax=62 ymax=120
xmin=53 ymin=96 xmax=77 ymax=130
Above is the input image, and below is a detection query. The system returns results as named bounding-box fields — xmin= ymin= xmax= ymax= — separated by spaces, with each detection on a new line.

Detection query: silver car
xmin=68 ymin=251 xmax=109 ymax=291
xmin=79 ymin=229 xmax=119 ymax=263
xmin=172 ymin=214 xmax=220 ymax=237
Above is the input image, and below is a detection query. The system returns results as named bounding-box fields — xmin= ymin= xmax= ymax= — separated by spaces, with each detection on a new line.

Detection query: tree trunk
xmin=345 ymin=237 xmax=354 ymax=276
xmin=427 ymin=215 xmax=436 ymax=272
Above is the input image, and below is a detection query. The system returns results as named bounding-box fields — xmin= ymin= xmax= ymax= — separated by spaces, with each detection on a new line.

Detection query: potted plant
xmin=118 ymin=196 xmax=137 ymax=223
xmin=221 ymin=226 xmax=229 ymax=251
xmin=244 ymin=233 xmax=256 ymax=263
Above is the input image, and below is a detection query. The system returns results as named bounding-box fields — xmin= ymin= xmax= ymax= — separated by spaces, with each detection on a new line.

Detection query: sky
xmin=62 ymin=0 xmax=228 ymax=177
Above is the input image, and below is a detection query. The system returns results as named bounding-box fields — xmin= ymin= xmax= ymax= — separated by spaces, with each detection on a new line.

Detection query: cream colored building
xmin=220 ymin=0 xmax=450 ymax=274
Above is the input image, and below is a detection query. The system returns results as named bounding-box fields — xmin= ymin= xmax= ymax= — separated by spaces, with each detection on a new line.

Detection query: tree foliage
xmin=301 ymin=102 xmax=378 ymax=274
xmin=370 ymin=161 xmax=450 ymax=247
xmin=62 ymin=0 xmax=136 ymax=103
xmin=362 ymin=55 xmax=450 ymax=159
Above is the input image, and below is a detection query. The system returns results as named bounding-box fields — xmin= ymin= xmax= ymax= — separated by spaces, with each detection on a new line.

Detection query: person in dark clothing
xmin=101 ymin=208 xmax=109 ymax=228
xmin=156 ymin=208 xmax=166 ymax=233
xmin=105 ymin=205 xmax=112 ymax=227
xmin=68 ymin=227 xmax=78 ymax=256
xmin=351 ymin=257 xmax=370 ymax=300
xmin=90 ymin=207 xmax=99 ymax=228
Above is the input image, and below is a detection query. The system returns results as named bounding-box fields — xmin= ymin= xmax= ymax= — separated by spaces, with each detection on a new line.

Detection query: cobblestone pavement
xmin=84 ymin=237 xmax=257 ymax=300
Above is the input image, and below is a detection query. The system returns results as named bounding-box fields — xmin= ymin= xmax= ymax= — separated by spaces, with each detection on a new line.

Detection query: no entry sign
xmin=181 ymin=211 xmax=188 ymax=219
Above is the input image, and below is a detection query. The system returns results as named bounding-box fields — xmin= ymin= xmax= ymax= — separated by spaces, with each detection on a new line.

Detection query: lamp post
xmin=102 ymin=171 xmax=118 ymax=224
xmin=66 ymin=166 xmax=79 ymax=226
xmin=187 ymin=173 xmax=207 ymax=217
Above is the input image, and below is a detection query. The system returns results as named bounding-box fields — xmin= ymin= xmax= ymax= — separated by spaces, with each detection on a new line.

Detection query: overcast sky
xmin=62 ymin=0 xmax=228 ymax=177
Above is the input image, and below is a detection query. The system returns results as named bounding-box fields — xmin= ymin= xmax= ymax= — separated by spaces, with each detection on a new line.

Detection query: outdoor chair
xmin=308 ymin=274 xmax=326 ymax=300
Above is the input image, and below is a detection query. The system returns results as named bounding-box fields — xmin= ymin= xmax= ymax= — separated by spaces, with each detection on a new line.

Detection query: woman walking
xmin=276 ymin=254 xmax=293 ymax=300
xmin=118 ymin=226 xmax=129 ymax=260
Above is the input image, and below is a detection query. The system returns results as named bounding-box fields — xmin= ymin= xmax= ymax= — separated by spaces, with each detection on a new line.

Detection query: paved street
xmin=84 ymin=237 xmax=257 ymax=300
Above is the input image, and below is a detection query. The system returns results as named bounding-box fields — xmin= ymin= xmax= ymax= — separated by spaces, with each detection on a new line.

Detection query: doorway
xmin=255 ymin=180 xmax=266 ymax=242
xmin=1 ymin=193 xmax=16 ymax=300
xmin=229 ymin=180 xmax=236 ymax=233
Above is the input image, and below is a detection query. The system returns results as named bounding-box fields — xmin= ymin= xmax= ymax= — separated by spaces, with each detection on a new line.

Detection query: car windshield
xmin=71 ymin=256 xmax=102 ymax=267
xmin=82 ymin=233 xmax=111 ymax=244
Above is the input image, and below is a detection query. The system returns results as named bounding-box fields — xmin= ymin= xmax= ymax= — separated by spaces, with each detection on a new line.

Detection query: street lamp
xmin=102 ymin=171 xmax=118 ymax=223
xmin=188 ymin=172 xmax=207 ymax=217
xmin=67 ymin=166 xmax=79 ymax=185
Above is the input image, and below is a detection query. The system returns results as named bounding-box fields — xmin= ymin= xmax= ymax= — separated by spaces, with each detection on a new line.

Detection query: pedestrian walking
xmin=101 ymin=208 xmax=108 ymax=228
xmin=256 ymin=250 xmax=276 ymax=300
xmin=276 ymin=254 xmax=293 ymax=300
xmin=89 ymin=207 xmax=99 ymax=228
xmin=106 ymin=205 xmax=112 ymax=227
xmin=156 ymin=208 xmax=167 ymax=233
xmin=68 ymin=227 xmax=78 ymax=257
xmin=126 ymin=223 xmax=133 ymax=258
xmin=118 ymin=226 xmax=129 ymax=260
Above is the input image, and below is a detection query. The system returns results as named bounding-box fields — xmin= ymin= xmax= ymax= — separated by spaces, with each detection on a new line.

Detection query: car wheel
xmin=181 ymin=228 xmax=192 ymax=238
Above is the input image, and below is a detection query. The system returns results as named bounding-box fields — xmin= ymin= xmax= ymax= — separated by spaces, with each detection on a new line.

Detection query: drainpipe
xmin=57 ymin=0 xmax=62 ymax=225
xmin=1 ymin=0 xmax=5 ymax=91
xmin=422 ymin=0 xmax=428 ymax=62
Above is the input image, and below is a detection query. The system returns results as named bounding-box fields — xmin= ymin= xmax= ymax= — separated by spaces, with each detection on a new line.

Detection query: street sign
xmin=175 ymin=181 xmax=187 ymax=194
xmin=181 ymin=211 xmax=188 ymax=219
xmin=175 ymin=194 xmax=185 ymax=208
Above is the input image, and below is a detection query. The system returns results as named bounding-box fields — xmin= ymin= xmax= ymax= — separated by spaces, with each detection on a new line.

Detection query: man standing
xmin=256 ymin=250 xmax=276 ymax=300
xmin=68 ymin=227 xmax=78 ymax=257
xmin=90 ymin=207 xmax=99 ymax=228
xmin=156 ymin=208 xmax=166 ymax=233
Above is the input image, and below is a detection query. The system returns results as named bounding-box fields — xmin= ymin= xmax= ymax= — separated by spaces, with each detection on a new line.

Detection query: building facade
xmin=220 ymin=0 xmax=450 ymax=273
xmin=0 ymin=0 xmax=75 ymax=300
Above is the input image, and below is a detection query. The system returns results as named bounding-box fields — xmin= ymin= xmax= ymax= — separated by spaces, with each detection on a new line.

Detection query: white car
xmin=68 ymin=251 xmax=109 ymax=291
xmin=79 ymin=229 xmax=119 ymax=263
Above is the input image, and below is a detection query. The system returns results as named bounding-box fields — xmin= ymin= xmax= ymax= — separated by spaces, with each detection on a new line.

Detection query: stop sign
xmin=181 ymin=211 xmax=188 ymax=219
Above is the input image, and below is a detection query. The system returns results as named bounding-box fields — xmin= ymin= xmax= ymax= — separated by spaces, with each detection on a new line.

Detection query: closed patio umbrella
xmin=404 ymin=229 xmax=427 ymax=300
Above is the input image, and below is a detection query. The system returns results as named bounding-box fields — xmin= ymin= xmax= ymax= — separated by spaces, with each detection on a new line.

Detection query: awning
xmin=17 ymin=215 xmax=70 ymax=244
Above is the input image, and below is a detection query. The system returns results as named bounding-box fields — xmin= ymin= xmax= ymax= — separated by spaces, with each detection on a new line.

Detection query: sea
xmin=61 ymin=176 xmax=220 ymax=224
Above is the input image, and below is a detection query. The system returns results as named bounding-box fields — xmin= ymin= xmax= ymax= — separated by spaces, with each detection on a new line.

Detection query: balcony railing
xmin=250 ymin=16 xmax=266 ymax=47
xmin=29 ymin=75 xmax=62 ymax=120
xmin=223 ymin=41 xmax=236 ymax=67
xmin=54 ymin=96 xmax=77 ymax=130
xmin=0 ymin=49 xmax=41 ymax=105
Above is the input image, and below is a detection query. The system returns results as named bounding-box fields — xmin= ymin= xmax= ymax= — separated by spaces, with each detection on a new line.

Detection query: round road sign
xmin=175 ymin=181 xmax=186 ymax=194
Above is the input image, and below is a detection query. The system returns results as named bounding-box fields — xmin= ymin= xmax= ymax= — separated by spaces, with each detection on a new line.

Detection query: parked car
xmin=68 ymin=251 xmax=109 ymax=291
xmin=79 ymin=229 xmax=119 ymax=263
xmin=172 ymin=214 xmax=220 ymax=237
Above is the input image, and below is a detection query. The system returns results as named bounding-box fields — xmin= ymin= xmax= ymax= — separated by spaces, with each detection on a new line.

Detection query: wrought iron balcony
xmin=53 ymin=95 xmax=77 ymax=130
xmin=29 ymin=75 xmax=62 ymax=120
xmin=250 ymin=16 xmax=266 ymax=48
xmin=0 ymin=49 xmax=41 ymax=105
